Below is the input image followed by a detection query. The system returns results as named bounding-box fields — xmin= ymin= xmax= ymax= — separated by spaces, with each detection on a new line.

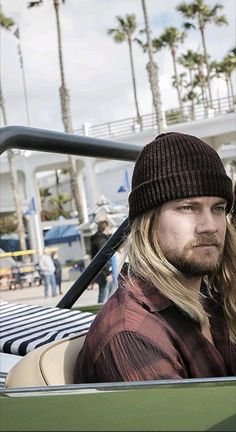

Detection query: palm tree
xmin=210 ymin=60 xmax=223 ymax=110
xmin=28 ymin=0 xmax=84 ymax=223
xmin=107 ymin=14 xmax=142 ymax=128
xmin=171 ymin=71 xmax=199 ymax=120
xmin=178 ymin=50 xmax=208 ymax=108
xmin=222 ymin=52 xmax=236 ymax=100
xmin=158 ymin=26 xmax=186 ymax=115
xmin=39 ymin=186 xmax=52 ymax=220
xmin=49 ymin=191 xmax=71 ymax=210
xmin=211 ymin=54 xmax=236 ymax=110
xmin=192 ymin=69 xmax=208 ymax=106
xmin=54 ymin=167 xmax=69 ymax=197
xmin=0 ymin=11 xmax=27 ymax=250
xmin=182 ymin=87 xmax=201 ymax=120
xmin=177 ymin=0 xmax=228 ymax=108
xmin=140 ymin=0 xmax=164 ymax=133
xmin=39 ymin=186 xmax=52 ymax=207
xmin=178 ymin=49 xmax=196 ymax=90
xmin=171 ymin=72 xmax=187 ymax=100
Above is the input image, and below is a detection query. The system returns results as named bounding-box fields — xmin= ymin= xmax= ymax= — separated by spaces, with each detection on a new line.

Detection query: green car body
xmin=1 ymin=378 xmax=236 ymax=431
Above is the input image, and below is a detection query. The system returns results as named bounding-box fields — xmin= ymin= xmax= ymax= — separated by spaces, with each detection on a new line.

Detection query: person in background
xmin=39 ymin=248 xmax=57 ymax=298
xmin=74 ymin=132 xmax=236 ymax=383
xmin=52 ymin=252 xmax=62 ymax=295
xmin=90 ymin=220 xmax=113 ymax=303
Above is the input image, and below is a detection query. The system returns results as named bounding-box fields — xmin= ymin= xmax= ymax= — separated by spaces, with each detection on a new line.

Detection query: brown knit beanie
xmin=129 ymin=132 xmax=233 ymax=222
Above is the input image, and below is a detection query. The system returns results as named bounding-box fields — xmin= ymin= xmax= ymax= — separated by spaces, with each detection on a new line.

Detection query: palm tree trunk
xmin=53 ymin=0 xmax=84 ymax=223
xmin=55 ymin=169 xmax=60 ymax=197
xmin=127 ymin=35 xmax=142 ymax=128
xmin=189 ymin=69 xmax=193 ymax=86
xmin=141 ymin=0 xmax=164 ymax=133
xmin=197 ymin=62 xmax=208 ymax=110
xmin=198 ymin=15 xmax=213 ymax=107
xmin=229 ymin=75 xmax=234 ymax=100
xmin=7 ymin=150 xmax=27 ymax=250
xmin=0 ymin=79 xmax=26 ymax=250
xmin=188 ymin=70 xmax=195 ymax=118
xmin=171 ymin=48 xmax=183 ymax=117
xmin=225 ymin=76 xmax=232 ymax=110
xmin=190 ymin=103 xmax=195 ymax=121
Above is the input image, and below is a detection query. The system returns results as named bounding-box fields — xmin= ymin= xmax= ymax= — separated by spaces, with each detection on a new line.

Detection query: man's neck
xmin=181 ymin=275 xmax=202 ymax=293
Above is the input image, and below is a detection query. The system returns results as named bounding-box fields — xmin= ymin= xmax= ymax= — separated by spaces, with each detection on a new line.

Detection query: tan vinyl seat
xmin=5 ymin=333 xmax=86 ymax=388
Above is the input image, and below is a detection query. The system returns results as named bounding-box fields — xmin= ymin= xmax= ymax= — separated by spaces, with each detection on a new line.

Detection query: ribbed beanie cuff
xmin=129 ymin=132 xmax=233 ymax=222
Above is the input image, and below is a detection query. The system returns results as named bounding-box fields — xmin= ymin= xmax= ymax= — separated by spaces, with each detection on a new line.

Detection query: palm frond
xmin=214 ymin=15 xmax=228 ymax=26
xmin=183 ymin=22 xmax=196 ymax=30
xmin=28 ymin=1 xmax=43 ymax=8
xmin=0 ymin=11 xmax=15 ymax=29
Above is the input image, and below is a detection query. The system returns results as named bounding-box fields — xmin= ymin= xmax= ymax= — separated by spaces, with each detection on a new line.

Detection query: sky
xmin=1 ymin=0 xmax=235 ymax=133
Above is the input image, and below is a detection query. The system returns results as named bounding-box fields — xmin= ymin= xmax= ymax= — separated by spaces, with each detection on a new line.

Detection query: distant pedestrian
xmin=90 ymin=220 xmax=113 ymax=303
xmin=52 ymin=252 xmax=62 ymax=295
xmin=39 ymin=249 xmax=57 ymax=298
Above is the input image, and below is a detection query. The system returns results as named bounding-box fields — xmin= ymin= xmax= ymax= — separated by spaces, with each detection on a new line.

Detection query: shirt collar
xmin=119 ymin=266 xmax=170 ymax=313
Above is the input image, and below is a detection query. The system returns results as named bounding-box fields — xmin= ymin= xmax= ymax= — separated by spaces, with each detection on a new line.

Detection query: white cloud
xmin=1 ymin=0 xmax=235 ymax=131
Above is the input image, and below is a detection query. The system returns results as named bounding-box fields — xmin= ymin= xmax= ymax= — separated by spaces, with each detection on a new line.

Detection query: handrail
xmin=74 ymin=95 xmax=236 ymax=139
xmin=0 ymin=126 xmax=139 ymax=309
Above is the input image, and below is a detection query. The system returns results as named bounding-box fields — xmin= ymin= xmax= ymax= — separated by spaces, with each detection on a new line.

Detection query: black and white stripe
xmin=0 ymin=301 xmax=95 ymax=356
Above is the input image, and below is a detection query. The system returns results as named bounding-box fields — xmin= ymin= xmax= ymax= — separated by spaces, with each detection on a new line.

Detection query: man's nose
xmin=196 ymin=210 xmax=218 ymax=234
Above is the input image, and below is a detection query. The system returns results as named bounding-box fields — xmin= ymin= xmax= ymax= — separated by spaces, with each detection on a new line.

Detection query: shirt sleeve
xmin=75 ymin=331 xmax=186 ymax=383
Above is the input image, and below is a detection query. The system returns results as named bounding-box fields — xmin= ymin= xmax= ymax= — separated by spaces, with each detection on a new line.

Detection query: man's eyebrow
xmin=174 ymin=198 xmax=227 ymax=205
xmin=175 ymin=198 xmax=199 ymax=204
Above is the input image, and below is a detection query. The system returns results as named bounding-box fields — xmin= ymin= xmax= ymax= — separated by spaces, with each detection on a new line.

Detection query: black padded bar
xmin=56 ymin=218 xmax=129 ymax=309
xmin=0 ymin=126 xmax=142 ymax=161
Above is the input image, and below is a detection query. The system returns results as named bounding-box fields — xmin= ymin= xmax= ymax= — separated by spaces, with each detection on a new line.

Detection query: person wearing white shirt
xmin=39 ymin=249 xmax=57 ymax=298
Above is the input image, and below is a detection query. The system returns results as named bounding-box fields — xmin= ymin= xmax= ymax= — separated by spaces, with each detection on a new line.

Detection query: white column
xmin=84 ymin=158 xmax=99 ymax=211
xmin=77 ymin=167 xmax=89 ymax=223
xmin=25 ymin=211 xmax=44 ymax=258
xmin=80 ymin=122 xmax=100 ymax=213
xmin=82 ymin=122 xmax=92 ymax=136
xmin=21 ymin=157 xmax=44 ymax=258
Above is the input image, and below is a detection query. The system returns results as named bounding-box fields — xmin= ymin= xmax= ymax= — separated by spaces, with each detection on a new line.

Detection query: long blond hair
xmin=120 ymin=209 xmax=236 ymax=343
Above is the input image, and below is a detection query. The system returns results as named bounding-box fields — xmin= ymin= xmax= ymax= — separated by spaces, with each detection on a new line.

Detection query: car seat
xmin=5 ymin=333 xmax=86 ymax=388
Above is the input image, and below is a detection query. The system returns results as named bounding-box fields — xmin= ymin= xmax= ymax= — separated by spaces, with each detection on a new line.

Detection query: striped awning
xmin=0 ymin=300 xmax=95 ymax=356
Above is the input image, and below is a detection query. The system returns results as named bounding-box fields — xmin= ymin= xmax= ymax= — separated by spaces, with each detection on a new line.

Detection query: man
xmin=52 ymin=252 xmax=62 ymax=295
xmin=39 ymin=248 xmax=57 ymax=298
xmin=74 ymin=132 xmax=236 ymax=383
xmin=90 ymin=220 xmax=113 ymax=303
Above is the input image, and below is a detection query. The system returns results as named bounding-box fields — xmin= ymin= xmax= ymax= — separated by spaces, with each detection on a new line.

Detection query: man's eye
xmin=177 ymin=206 xmax=194 ymax=212
xmin=214 ymin=206 xmax=226 ymax=213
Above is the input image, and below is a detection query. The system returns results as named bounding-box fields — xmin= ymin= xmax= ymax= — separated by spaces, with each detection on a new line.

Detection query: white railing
xmin=75 ymin=96 xmax=235 ymax=139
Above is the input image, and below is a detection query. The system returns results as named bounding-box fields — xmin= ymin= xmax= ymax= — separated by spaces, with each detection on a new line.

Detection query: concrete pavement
xmin=0 ymin=278 xmax=99 ymax=308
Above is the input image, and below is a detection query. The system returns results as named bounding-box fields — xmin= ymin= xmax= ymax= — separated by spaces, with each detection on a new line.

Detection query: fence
xmin=75 ymin=96 xmax=235 ymax=139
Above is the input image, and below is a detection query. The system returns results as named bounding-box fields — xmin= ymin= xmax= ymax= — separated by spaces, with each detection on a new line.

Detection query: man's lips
xmin=194 ymin=243 xmax=219 ymax=247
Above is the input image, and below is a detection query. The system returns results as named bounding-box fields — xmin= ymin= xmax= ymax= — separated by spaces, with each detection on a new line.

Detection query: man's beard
xmin=160 ymin=236 xmax=224 ymax=277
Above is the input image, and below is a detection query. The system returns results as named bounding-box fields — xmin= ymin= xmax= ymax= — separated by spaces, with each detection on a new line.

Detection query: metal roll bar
xmin=0 ymin=126 xmax=142 ymax=160
xmin=0 ymin=126 xmax=142 ymax=308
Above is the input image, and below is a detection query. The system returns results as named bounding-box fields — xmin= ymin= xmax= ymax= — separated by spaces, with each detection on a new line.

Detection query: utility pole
xmin=14 ymin=26 xmax=30 ymax=125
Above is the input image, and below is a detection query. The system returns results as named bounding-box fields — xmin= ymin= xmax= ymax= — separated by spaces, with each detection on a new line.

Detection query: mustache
xmin=190 ymin=236 xmax=222 ymax=248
